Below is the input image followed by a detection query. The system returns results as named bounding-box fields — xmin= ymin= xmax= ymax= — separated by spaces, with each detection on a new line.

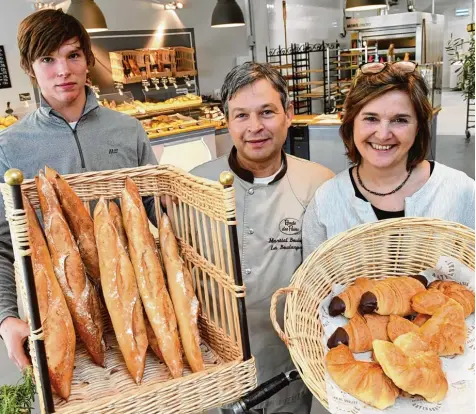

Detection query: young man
xmin=0 ymin=9 xmax=157 ymax=370
xmin=191 ymin=63 xmax=334 ymax=414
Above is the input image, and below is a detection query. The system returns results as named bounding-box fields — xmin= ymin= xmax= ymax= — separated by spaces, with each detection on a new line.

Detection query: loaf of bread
xmin=24 ymin=195 xmax=76 ymax=400
xmin=94 ymin=198 xmax=148 ymax=383
xmin=108 ymin=201 xmax=128 ymax=254
xmin=121 ymin=177 xmax=183 ymax=378
xmin=45 ymin=166 xmax=100 ymax=284
xmin=145 ymin=316 xmax=164 ymax=361
xmin=36 ymin=170 xmax=105 ymax=366
xmin=159 ymin=213 xmax=204 ymax=372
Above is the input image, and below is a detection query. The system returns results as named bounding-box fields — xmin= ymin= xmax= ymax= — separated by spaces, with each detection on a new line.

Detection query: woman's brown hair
xmin=17 ymin=9 xmax=95 ymax=82
xmin=340 ymin=65 xmax=433 ymax=170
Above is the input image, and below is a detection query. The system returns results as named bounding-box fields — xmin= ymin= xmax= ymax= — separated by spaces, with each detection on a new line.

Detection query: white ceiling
xmin=267 ymin=0 xmax=474 ymax=15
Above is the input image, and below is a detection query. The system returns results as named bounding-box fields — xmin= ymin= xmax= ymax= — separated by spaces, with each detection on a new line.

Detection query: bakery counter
xmin=149 ymin=126 xmax=217 ymax=172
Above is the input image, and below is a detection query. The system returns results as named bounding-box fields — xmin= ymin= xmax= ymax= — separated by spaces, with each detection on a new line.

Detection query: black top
xmin=349 ymin=161 xmax=435 ymax=220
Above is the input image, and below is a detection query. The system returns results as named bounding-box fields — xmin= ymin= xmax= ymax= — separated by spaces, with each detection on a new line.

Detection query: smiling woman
xmin=302 ymin=63 xmax=475 ymax=258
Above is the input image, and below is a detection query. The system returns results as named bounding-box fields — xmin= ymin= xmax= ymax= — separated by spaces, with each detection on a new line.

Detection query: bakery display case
xmin=109 ymin=47 xmax=198 ymax=86
xmin=98 ymin=92 xmax=202 ymax=117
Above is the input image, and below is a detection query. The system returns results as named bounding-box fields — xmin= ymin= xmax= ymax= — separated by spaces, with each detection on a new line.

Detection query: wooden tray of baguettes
xmin=1 ymin=165 xmax=256 ymax=414
xmin=271 ymin=217 xmax=475 ymax=412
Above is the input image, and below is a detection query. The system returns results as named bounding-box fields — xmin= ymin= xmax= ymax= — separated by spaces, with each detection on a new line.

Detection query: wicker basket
xmin=270 ymin=217 xmax=475 ymax=409
xmin=1 ymin=165 xmax=256 ymax=414
xmin=109 ymin=50 xmax=148 ymax=84
xmin=145 ymin=48 xmax=173 ymax=79
xmin=172 ymin=47 xmax=197 ymax=77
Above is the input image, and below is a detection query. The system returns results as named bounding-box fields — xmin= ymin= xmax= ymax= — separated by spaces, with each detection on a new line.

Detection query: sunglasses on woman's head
xmin=359 ymin=61 xmax=418 ymax=75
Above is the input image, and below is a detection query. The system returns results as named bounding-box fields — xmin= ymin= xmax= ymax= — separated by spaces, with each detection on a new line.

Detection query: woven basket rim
xmin=277 ymin=217 xmax=475 ymax=409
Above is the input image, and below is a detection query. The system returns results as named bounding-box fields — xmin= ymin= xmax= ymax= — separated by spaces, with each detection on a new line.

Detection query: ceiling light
xmin=455 ymin=8 xmax=469 ymax=17
xmin=346 ymin=0 xmax=388 ymax=12
xmin=67 ymin=0 xmax=108 ymax=32
xmin=161 ymin=1 xmax=183 ymax=10
xmin=33 ymin=2 xmax=56 ymax=10
xmin=211 ymin=0 xmax=245 ymax=28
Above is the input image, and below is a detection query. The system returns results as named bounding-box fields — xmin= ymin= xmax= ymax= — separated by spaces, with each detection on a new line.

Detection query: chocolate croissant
xmin=326 ymin=344 xmax=399 ymax=409
xmin=373 ymin=332 xmax=448 ymax=403
xmin=359 ymin=276 xmax=427 ymax=316
xmin=327 ymin=313 xmax=389 ymax=353
xmin=328 ymin=278 xmax=377 ymax=318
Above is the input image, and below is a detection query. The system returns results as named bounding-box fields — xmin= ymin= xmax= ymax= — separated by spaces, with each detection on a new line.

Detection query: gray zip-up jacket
xmin=0 ymin=87 xmax=157 ymax=326
xmin=191 ymin=149 xmax=334 ymax=411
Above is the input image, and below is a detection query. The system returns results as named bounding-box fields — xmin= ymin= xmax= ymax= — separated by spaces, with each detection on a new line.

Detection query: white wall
xmin=0 ymin=0 xmax=251 ymax=109
xmin=0 ymin=0 xmax=36 ymax=110
xmin=267 ymin=0 xmax=348 ymax=48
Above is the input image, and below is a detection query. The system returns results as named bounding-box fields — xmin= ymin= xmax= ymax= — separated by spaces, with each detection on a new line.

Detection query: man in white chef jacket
xmin=191 ymin=62 xmax=334 ymax=414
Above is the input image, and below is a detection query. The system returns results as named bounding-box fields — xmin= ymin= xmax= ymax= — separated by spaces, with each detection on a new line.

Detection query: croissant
xmin=413 ymin=313 xmax=431 ymax=327
xmin=373 ymin=332 xmax=448 ymax=402
xmin=45 ymin=166 xmax=100 ymax=284
xmin=24 ymin=196 xmax=76 ymax=400
xmin=326 ymin=344 xmax=399 ymax=409
xmin=412 ymin=290 xmax=467 ymax=356
xmin=36 ymin=171 xmax=105 ymax=366
xmin=387 ymin=315 xmax=419 ymax=342
xmin=94 ymin=198 xmax=148 ymax=383
xmin=328 ymin=313 xmax=389 ymax=352
xmin=427 ymin=280 xmax=475 ymax=318
xmin=359 ymin=276 xmax=427 ymax=316
xmin=328 ymin=278 xmax=377 ymax=318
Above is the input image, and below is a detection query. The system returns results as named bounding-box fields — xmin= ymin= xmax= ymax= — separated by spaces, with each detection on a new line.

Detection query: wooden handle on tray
xmin=270 ymin=287 xmax=300 ymax=345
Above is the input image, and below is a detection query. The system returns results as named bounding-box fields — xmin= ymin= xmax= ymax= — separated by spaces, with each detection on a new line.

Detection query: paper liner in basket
xmin=318 ymin=256 xmax=475 ymax=414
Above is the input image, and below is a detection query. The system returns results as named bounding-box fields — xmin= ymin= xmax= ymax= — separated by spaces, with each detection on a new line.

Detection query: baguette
xmin=121 ymin=177 xmax=183 ymax=378
xmin=94 ymin=198 xmax=148 ymax=383
xmin=44 ymin=166 xmax=100 ymax=284
xmin=145 ymin=316 xmax=164 ymax=361
xmin=24 ymin=195 xmax=76 ymax=400
xmin=36 ymin=170 xmax=105 ymax=366
xmin=108 ymin=201 xmax=128 ymax=253
xmin=159 ymin=213 xmax=204 ymax=372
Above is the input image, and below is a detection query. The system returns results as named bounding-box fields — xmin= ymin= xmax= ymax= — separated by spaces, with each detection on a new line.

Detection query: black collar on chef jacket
xmin=228 ymin=146 xmax=288 ymax=185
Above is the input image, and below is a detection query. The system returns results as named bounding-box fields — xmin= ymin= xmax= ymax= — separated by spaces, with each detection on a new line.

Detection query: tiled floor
xmin=0 ymin=90 xmax=474 ymax=414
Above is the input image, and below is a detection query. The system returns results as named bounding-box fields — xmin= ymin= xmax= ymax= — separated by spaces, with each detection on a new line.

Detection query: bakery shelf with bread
xmin=144 ymin=48 xmax=174 ymax=79
xmin=98 ymin=94 xmax=203 ymax=118
xmin=270 ymin=218 xmax=474 ymax=412
xmin=1 ymin=165 xmax=256 ymax=414
xmin=109 ymin=50 xmax=148 ymax=85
